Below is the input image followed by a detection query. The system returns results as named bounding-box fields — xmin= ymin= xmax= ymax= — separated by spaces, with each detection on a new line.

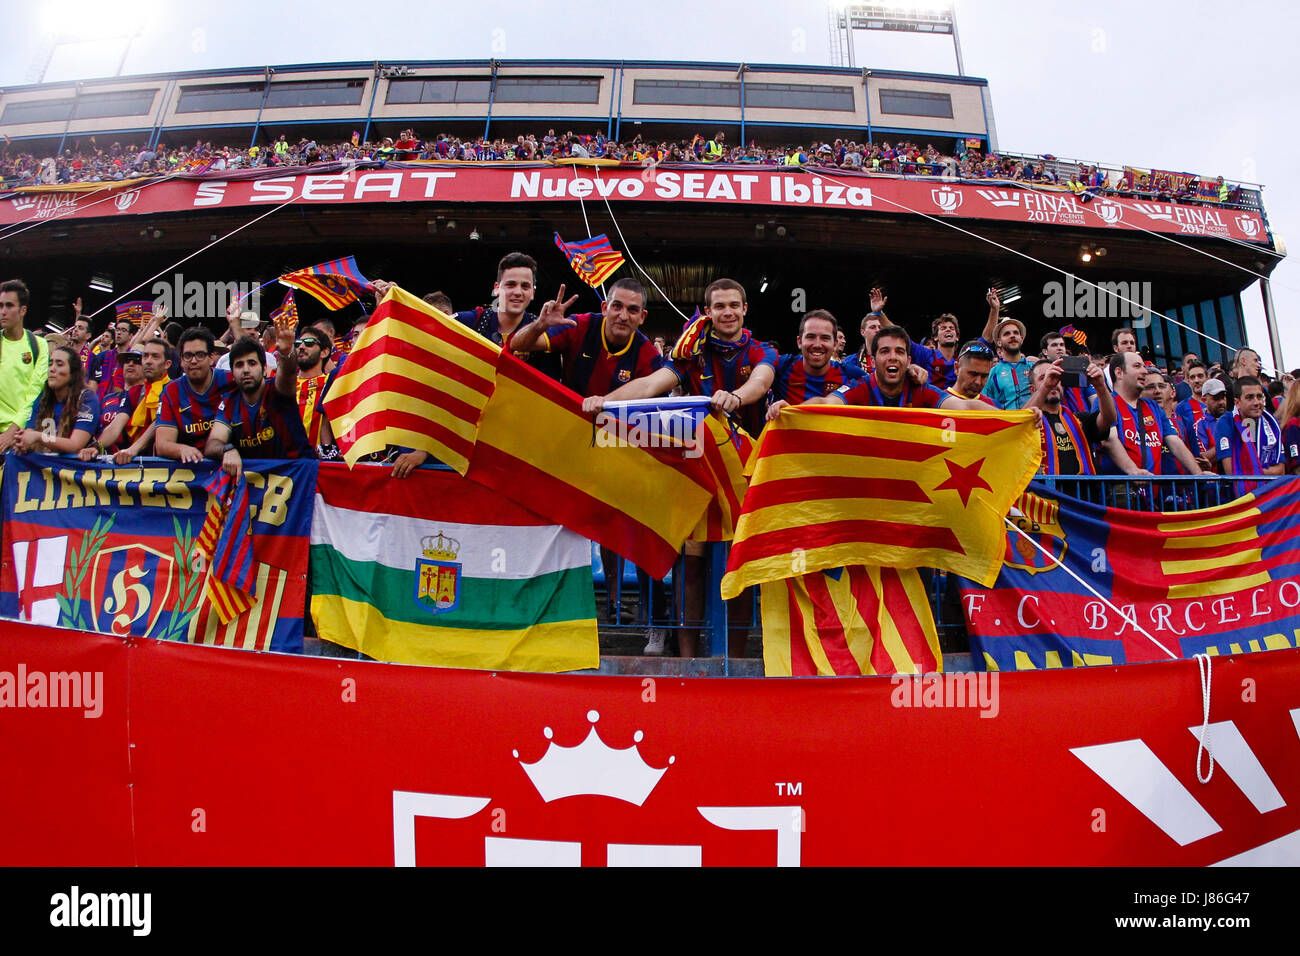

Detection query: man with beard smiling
xmin=205 ymin=316 xmax=314 ymax=479
xmin=979 ymin=289 xmax=1034 ymax=410
xmin=765 ymin=310 xmax=863 ymax=418
xmin=293 ymin=324 xmax=332 ymax=448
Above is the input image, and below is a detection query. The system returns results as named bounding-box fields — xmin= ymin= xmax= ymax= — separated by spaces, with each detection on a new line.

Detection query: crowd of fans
xmin=1 ymin=254 xmax=1295 ymax=657
xmin=0 ymin=128 xmax=1247 ymax=206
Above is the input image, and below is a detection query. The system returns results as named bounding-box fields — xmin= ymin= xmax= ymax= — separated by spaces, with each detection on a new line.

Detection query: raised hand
xmin=538 ymin=283 xmax=579 ymax=329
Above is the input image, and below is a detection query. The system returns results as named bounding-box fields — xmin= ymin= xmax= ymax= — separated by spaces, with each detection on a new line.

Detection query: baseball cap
xmin=1201 ymin=378 xmax=1227 ymax=396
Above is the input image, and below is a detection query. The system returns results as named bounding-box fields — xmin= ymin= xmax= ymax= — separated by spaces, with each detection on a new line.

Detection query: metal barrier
xmin=676 ymin=474 xmax=1283 ymax=663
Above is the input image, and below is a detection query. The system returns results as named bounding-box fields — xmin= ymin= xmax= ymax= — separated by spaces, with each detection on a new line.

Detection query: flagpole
xmin=1002 ymin=516 xmax=1179 ymax=661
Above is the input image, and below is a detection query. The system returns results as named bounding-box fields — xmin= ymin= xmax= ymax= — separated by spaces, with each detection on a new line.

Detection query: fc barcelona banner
xmin=960 ymin=478 xmax=1300 ymax=670
xmin=0 ymin=455 xmax=315 ymax=651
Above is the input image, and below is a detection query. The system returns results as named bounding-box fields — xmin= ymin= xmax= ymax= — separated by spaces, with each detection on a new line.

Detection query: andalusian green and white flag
xmin=310 ymin=465 xmax=598 ymax=672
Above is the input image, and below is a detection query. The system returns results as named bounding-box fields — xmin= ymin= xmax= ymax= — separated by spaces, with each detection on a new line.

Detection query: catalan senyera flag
xmin=761 ymin=566 xmax=941 ymax=676
xmin=323 ymin=287 xmax=714 ymax=579
xmin=553 ymin=232 xmax=625 ymax=288
xmin=279 ymin=256 xmax=374 ymax=310
xmin=691 ymin=416 xmax=755 ymax=542
xmin=310 ymin=464 xmax=597 ymax=672
xmin=720 ymin=404 xmax=1042 ymax=600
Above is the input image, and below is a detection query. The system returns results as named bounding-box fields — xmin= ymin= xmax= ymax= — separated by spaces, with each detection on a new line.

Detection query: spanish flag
xmin=720 ymin=405 xmax=1042 ymax=599
xmin=324 ymin=287 xmax=714 ymax=579
xmin=761 ymin=566 xmax=940 ymax=676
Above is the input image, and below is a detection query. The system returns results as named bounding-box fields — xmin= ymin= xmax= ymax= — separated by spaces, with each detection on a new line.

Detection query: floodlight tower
xmin=827 ymin=3 xmax=965 ymax=74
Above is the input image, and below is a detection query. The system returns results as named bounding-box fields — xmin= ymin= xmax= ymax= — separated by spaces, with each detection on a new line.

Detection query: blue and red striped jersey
xmin=218 ymin=383 xmax=315 ymax=459
xmin=773 ymin=355 xmax=864 ymax=404
xmin=908 ymin=342 xmax=958 ymax=389
xmin=157 ymin=370 xmax=234 ymax=448
xmin=544 ymin=313 xmax=663 ymax=397
xmin=836 ymin=373 xmax=950 ymax=409
xmin=669 ymin=332 xmax=777 ymax=436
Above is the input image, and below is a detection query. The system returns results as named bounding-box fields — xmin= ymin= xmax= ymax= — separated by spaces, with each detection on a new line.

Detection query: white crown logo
xmin=931 ymin=187 xmax=962 ymax=213
xmin=1095 ymin=201 xmax=1123 ymax=225
xmin=12 ymin=196 xmax=36 ymax=211
xmin=114 ymin=190 xmax=139 ymax=211
xmin=514 ymin=710 xmax=673 ymax=806
xmin=1236 ymin=216 xmax=1259 ymax=238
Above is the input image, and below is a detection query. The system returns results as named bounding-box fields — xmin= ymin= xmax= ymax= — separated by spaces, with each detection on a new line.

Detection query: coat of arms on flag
xmin=414 ymin=531 xmax=462 ymax=614
xmin=554 ymin=232 xmax=625 ymax=288
xmin=279 ymin=256 xmax=374 ymax=310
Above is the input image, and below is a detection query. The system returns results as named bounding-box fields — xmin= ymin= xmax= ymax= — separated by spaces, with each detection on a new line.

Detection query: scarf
xmin=1039 ymin=408 xmax=1095 ymax=475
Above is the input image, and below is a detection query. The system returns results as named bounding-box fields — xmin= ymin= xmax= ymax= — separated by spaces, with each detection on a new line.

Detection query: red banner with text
xmin=0 ymin=164 xmax=1271 ymax=244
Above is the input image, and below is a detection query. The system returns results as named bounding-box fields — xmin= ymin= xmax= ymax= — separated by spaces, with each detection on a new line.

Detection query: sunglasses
xmin=959 ymin=343 xmax=996 ymax=359
xmin=120 ymin=356 xmax=142 ymax=365
xmin=295 ymin=338 xmax=321 ymax=348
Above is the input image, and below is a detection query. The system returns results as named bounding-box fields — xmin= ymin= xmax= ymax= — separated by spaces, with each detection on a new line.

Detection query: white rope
xmin=567 ymin=164 xmax=606 ymax=299
xmin=811 ymin=169 xmax=1274 ymax=372
xmin=84 ymin=195 xmax=301 ymax=322
xmin=1003 ymin=515 xmax=1179 ymax=660
xmin=592 ymin=166 xmax=691 ymax=322
xmin=1195 ymin=652 xmax=1215 ymax=784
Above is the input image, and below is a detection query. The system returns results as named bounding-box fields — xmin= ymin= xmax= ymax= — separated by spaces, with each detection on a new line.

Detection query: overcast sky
xmin=8 ymin=0 xmax=1296 ymax=368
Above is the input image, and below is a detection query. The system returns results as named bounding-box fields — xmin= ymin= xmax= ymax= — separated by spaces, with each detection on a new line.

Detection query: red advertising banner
xmin=1 ymin=620 xmax=1297 ymax=866
xmin=0 ymin=165 xmax=1272 ymax=244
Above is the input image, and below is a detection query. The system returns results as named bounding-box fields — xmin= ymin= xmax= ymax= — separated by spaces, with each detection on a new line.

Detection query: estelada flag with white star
xmin=719 ymin=405 xmax=1042 ymax=599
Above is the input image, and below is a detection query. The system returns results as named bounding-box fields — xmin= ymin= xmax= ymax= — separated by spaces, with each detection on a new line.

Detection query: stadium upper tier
xmin=0 ymin=59 xmax=996 ymax=153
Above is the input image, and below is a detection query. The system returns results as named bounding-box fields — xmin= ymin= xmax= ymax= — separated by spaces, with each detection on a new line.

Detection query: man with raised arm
xmin=508 ymin=278 xmax=663 ymax=398
xmin=979 ymin=288 xmax=1034 ymax=410
xmin=204 ymin=311 xmax=313 ymax=479
xmin=1027 ymin=357 xmax=1116 ymax=475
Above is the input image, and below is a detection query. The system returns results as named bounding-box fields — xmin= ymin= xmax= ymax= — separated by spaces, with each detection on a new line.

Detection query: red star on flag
xmin=935 ymin=457 xmax=992 ymax=507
